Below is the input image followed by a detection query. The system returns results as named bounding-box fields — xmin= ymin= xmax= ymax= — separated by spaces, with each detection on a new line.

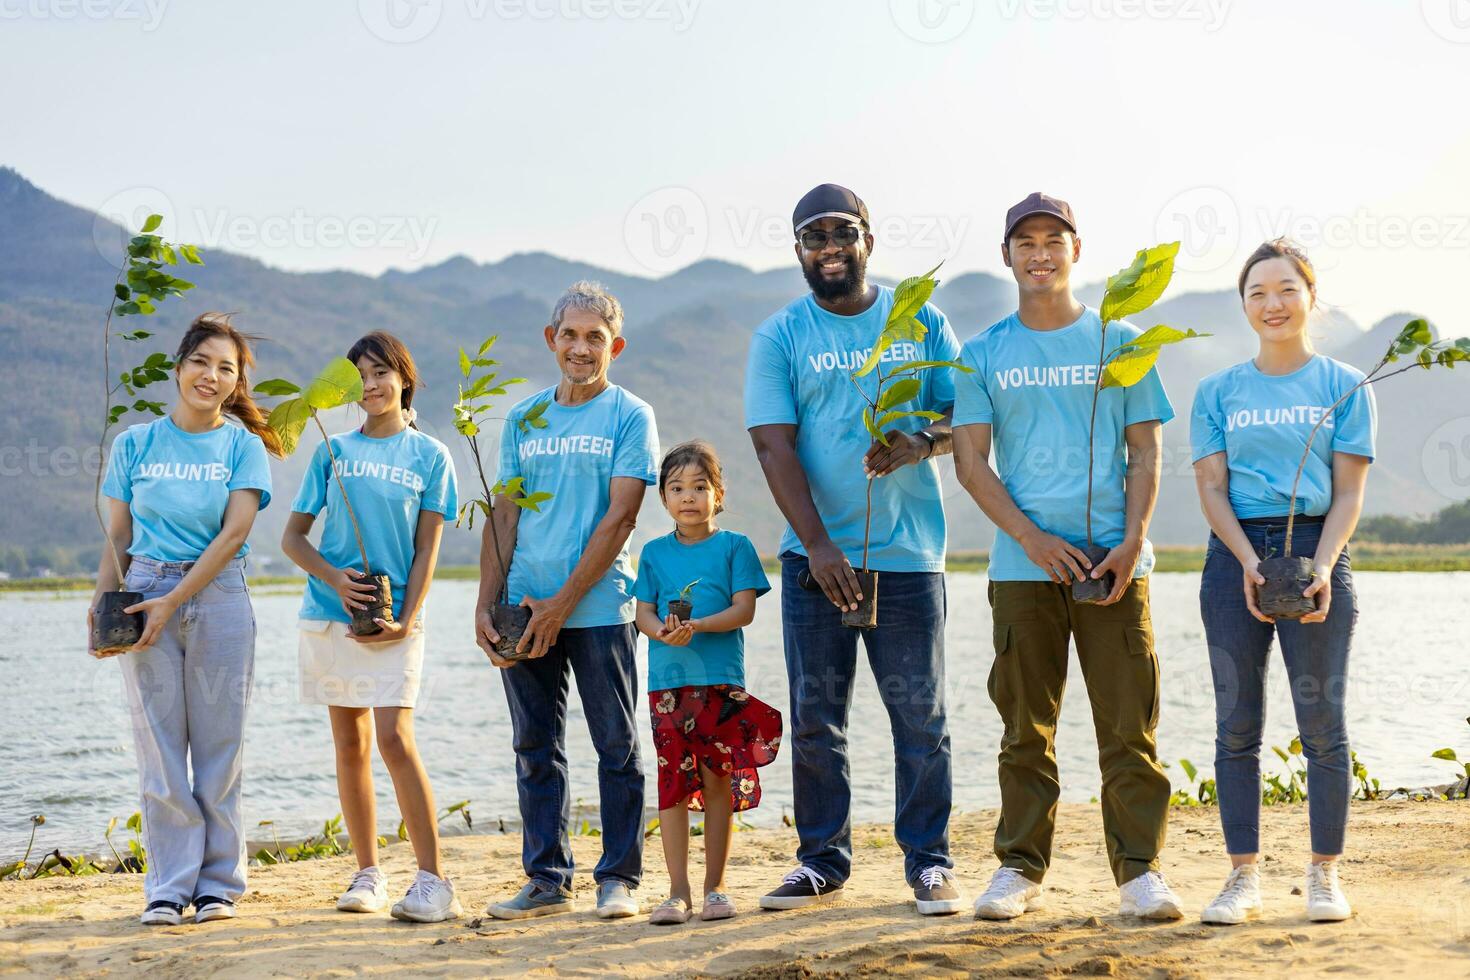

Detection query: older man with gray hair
xmin=476 ymin=280 xmax=660 ymax=921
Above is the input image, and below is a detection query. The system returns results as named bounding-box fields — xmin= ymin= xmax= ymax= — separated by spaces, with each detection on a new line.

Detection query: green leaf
xmin=492 ymin=476 xmax=526 ymax=498
xmin=303 ymin=357 xmax=364 ymax=410
xmin=1101 ymin=326 xmax=1206 ymax=389
xmin=266 ymin=397 xmax=312 ymax=456
xmin=862 ymin=407 xmax=887 ymax=447
xmin=852 ymin=332 xmax=894 ymax=379
xmin=523 ymin=400 xmax=549 ymax=422
xmin=1180 ymin=759 xmax=1199 ymax=783
xmin=1100 ymin=242 xmax=1179 ymax=324
xmin=477 ymin=335 xmax=498 ymax=356
xmin=889 ymin=358 xmax=974 ymax=376
xmin=876 ymin=378 xmax=922 ymax=412
xmin=459 ymin=347 xmax=472 ymax=378
xmin=514 ymin=491 xmax=554 ymax=512
xmin=872 ymin=409 xmax=943 ymax=430
xmin=1432 ymin=748 xmax=1458 ymax=761
xmin=179 ymin=244 xmax=204 ymax=265
xmin=253 ymin=378 xmax=302 ymax=397
xmin=888 ymin=262 xmax=942 ymax=325
xmin=141 ymin=214 xmax=162 ymax=233
xmin=114 ymin=283 xmax=130 ymax=301
xmin=1289 ymin=735 xmax=1303 ymax=756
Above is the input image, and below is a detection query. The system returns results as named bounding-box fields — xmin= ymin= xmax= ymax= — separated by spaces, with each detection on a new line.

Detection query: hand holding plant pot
xmin=452 ymin=335 xmax=554 ymax=661
xmin=89 ymin=214 xmax=204 ymax=657
xmin=1073 ymin=241 xmax=1207 ymax=604
xmin=1258 ymin=319 xmax=1470 ymax=619
xmin=254 ymin=359 xmax=394 ymax=636
xmin=667 ymin=578 xmax=699 ymax=623
xmin=845 ymin=264 xmax=973 ymax=629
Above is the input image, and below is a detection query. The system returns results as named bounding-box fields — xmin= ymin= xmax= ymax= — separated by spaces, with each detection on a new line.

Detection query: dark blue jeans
xmin=499 ymin=622 xmax=644 ymax=893
xmin=780 ymin=553 xmax=952 ymax=886
xmin=1200 ymin=519 xmax=1356 ymax=856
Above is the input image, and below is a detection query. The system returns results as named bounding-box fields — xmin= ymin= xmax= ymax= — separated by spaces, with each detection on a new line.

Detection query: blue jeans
xmin=499 ymin=622 xmax=644 ymax=893
xmin=779 ymin=553 xmax=952 ymax=886
xmin=1199 ymin=519 xmax=1356 ymax=855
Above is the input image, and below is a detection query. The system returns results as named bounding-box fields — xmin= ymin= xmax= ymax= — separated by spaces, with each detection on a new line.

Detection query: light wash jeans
xmin=118 ymin=556 xmax=256 ymax=906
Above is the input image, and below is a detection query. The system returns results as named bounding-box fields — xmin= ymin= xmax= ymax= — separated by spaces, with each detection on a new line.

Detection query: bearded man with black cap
xmin=744 ymin=183 xmax=965 ymax=916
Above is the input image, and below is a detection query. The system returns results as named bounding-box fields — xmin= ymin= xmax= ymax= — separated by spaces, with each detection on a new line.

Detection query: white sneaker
xmin=1201 ymin=865 xmax=1262 ymax=925
xmin=595 ymin=880 xmax=639 ymax=919
xmin=1305 ymin=861 xmax=1352 ymax=922
xmin=973 ymin=867 xmax=1044 ymax=920
xmin=391 ymin=870 xmax=464 ymax=923
xmin=139 ymin=901 xmax=184 ymax=926
xmin=337 ymin=866 xmax=389 ymax=913
xmin=1119 ymin=870 xmax=1184 ymax=920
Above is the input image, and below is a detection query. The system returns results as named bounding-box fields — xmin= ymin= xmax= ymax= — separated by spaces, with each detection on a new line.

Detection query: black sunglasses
xmin=797 ymin=225 xmax=864 ymax=250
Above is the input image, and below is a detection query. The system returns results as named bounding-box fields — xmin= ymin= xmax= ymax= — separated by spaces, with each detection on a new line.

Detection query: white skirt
xmin=298 ymin=619 xmax=425 ymax=708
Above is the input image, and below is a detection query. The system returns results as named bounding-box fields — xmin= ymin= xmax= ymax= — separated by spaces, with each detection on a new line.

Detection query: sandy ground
xmin=3 ymin=801 xmax=1469 ymax=978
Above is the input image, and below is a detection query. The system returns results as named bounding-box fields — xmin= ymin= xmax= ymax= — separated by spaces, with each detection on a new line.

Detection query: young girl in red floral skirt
xmin=634 ymin=440 xmax=782 ymax=925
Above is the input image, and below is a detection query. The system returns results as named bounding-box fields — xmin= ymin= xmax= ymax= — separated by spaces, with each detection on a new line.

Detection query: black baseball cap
xmin=1003 ymin=192 xmax=1077 ymax=243
xmin=793 ymin=183 xmax=870 ymax=235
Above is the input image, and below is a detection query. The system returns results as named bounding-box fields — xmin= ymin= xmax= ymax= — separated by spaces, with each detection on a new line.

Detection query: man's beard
xmin=802 ymin=254 xmax=865 ymax=302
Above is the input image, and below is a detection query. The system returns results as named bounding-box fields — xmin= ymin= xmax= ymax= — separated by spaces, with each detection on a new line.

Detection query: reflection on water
xmin=3 ymin=572 xmax=1467 ymax=854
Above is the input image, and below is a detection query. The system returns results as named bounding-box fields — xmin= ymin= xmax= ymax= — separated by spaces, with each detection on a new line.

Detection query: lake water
xmin=3 ymin=572 xmax=1467 ymax=856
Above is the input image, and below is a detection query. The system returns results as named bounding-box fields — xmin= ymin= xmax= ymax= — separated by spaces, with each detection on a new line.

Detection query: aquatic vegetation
xmin=1169 ymin=739 xmax=1384 ymax=807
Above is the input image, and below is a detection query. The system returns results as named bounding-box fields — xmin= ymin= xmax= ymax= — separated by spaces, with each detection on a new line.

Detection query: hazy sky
xmin=5 ymin=0 xmax=1469 ymax=331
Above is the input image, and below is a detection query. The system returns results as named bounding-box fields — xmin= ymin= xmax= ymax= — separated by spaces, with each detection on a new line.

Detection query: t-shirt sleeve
xmin=730 ymin=534 xmax=771 ymax=597
xmin=230 ymin=431 xmax=273 ymax=510
xmin=495 ymin=414 xmax=522 ymax=487
xmin=951 ymin=342 xmax=993 ymax=427
xmin=1190 ymin=382 xmax=1226 ymax=462
xmin=613 ymin=401 xmax=659 ymax=484
xmin=1124 ymin=362 xmax=1176 ymax=427
xmin=101 ymin=430 xmax=135 ymax=503
xmin=744 ymin=330 xmax=798 ymax=428
xmin=291 ymin=439 xmax=331 ymax=515
xmin=633 ymin=545 xmax=659 ymax=604
xmin=1331 ymin=377 xmax=1377 ymax=460
xmin=423 ymin=443 xmax=459 ymax=518
xmin=922 ymin=307 xmax=961 ymax=415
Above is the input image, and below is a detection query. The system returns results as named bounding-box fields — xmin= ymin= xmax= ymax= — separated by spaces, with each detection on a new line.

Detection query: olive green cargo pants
xmin=986 ymin=576 xmax=1169 ymax=886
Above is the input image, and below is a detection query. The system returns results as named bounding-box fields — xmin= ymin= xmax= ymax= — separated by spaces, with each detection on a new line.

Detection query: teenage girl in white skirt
xmin=281 ymin=331 xmax=462 ymax=923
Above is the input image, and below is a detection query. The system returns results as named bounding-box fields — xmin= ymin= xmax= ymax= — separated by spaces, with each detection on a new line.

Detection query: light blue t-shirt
xmin=291 ymin=427 xmax=459 ymax=623
xmin=497 ymin=384 xmax=660 ymax=628
xmin=1191 ymin=355 xmax=1376 ymax=520
xmin=634 ymin=529 xmax=770 ymax=691
xmin=102 ymin=416 xmax=273 ymax=562
xmin=952 ymin=307 xmax=1175 ymax=582
xmin=743 ymin=287 xmax=960 ymax=573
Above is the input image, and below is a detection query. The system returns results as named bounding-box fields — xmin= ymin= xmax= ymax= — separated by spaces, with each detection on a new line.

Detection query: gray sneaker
xmin=913 ymin=866 xmax=965 ymax=915
xmin=595 ymin=880 xmax=638 ymax=919
xmin=486 ymin=881 xmax=574 ymax=920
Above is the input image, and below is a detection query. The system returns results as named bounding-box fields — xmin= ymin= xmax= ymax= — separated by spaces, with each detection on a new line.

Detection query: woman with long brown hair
xmin=281 ymin=330 xmax=463 ymax=923
xmin=89 ymin=313 xmax=280 ymax=926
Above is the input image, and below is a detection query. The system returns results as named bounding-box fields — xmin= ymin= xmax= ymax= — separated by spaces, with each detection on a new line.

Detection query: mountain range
xmin=1 ymin=166 xmax=1464 ymax=575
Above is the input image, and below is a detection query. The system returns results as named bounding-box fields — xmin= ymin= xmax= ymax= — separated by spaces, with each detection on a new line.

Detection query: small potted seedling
xmin=255 ymin=358 xmax=393 ymax=636
xmin=90 ymin=214 xmax=204 ymax=657
xmin=1258 ymin=318 xmax=1470 ymax=618
xmin=453 ymin=335 xmax=554 ymax=660
xmin=668 ymin=579 xmax=700 ymax=623
xmin=1073 ymin=241 xmax=1207 ymax=604
xmin=846 ymin=264 xmax=972 ymax=629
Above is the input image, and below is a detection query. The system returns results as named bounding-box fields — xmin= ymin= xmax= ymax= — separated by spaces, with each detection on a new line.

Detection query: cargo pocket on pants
xmin=1125 ymin=624 xmax=1160 ymax=732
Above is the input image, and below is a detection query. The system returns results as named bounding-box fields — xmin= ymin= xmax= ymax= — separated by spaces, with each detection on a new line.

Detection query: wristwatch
xmin=915 ymin=429 xmax=937 ymax=459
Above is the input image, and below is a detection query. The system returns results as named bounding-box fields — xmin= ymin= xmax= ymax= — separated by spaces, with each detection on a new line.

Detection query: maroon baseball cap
xmin=1003 ymin=192 xmax=1077 ymax=243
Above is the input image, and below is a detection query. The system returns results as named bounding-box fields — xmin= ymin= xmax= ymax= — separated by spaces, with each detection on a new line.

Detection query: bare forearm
xmin=556 ymin=508 xmax=638 ymax=607
xmin=635 ymin=602 xmax=665 ymax=641
xmin=398 ymin=525 xmax=443 ymax=626
xmin=1314 ymin=490 xmax=1364 ymax=572
xmin=958 ymin=457 xmax=1043 ymax=545
xmin=167 ymin=526 xmax=251 ymax=605
xmin=1121 ymin=442 xmax=1161 ymax=545
xmin=1198 ymin=484 xmax=1258 ymax=566
xmin=282 ymin=528 xmax=342 ymax=582
xmin=751 ymin=431 xmax=833 ymax=552
xmin=920 ymin=408 xmax=955 ymax=459
xmin=694 ymin=596 xmax=756 ymax=632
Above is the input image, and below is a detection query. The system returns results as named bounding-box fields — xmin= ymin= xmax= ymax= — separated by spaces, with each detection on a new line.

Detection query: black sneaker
xmin=193 ymin=896 xmax=237 ymax=923
xmin=913 ymin=866 xmax=965 ymax=915
xmin=759 ymin=866 xmax=844 ymax=910
xmin=140 ymin=900 xmax=184 ymax=926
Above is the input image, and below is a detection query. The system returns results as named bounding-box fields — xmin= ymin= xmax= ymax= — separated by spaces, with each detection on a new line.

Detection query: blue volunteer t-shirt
xmin=743 ymin=287 xmax=960 ymax=573
xmin=102 ymin=416 xmax=273 ymax=562
xmin=497 ymin=384 xmax=659 ymax=628
xmin=952 ymin=307 xmax=1175 ymax=582
xmin=292 ymin=427 xmax=459 ymax=623
xmin=1191 ymin=355 xmax=1376 ymax=519
xmin=634 ymin=529 xmax=770 ymax=691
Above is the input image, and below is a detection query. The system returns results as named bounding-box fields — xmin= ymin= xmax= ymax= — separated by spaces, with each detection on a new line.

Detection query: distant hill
xmin=0 ymin=166 xmax=1461 ymax=575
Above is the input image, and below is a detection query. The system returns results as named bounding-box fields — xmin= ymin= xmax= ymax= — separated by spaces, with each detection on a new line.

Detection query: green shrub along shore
xmin=5 ymin=543 xmax=1470 ymax=593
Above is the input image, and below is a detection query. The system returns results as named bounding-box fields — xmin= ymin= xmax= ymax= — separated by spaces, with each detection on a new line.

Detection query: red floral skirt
xmin=649 ymin=685 xmax=782 ymax=813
